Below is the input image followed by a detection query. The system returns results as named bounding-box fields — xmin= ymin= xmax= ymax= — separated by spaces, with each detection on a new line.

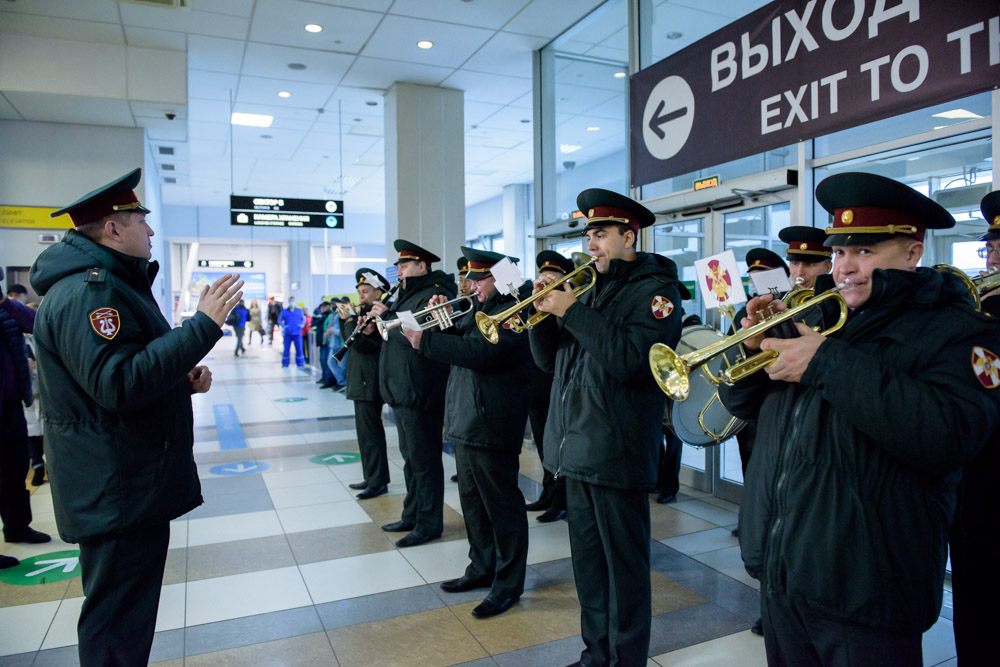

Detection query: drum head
xmin=670 ymin=325 xmax=746 ymax=446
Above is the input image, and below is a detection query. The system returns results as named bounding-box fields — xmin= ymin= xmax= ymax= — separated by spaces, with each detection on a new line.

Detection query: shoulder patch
xmin=89 ymin=308 xmax=121 ymax=341
xmin=971 ymin=346 xmax=1000 ymax=389
xmin=651 ymin=295 xmax=674 ymax=319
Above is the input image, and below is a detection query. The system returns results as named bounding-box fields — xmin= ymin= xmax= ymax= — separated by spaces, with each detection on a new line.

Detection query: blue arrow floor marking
xmin=213 ymin=404 xmax=248 ymax=450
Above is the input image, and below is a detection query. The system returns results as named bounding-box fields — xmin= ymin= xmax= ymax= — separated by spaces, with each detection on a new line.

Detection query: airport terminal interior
xmin=0 ymin=0 xmax=997 ymax=664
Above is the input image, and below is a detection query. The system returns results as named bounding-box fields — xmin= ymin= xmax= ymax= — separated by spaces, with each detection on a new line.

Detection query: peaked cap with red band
xmin=50 ymin=168 xmax=150 ymax=227
xmin=461 ymin=246 xmax=519 ymax=279
xmin=355 ymin=267 xmax=388 ymax=291
xmin=456 ymin=256 xmax=470 ymax=276
xmin=393 ymin=239 xmax=440 ymax=266
xmin=778 ymin=226 xmax=831 ymax=263
xmin=536 ymin=250 xmax=574 ymax=276
xmin=577 ymin=188 xmax=655 ymax=235
xmin=979 ymin=191 xmax=1000 ymax=242
xmin=745 ymin=248 xmax=789 ymax=276
xmin=817 ymin=172 xmax=954 ymax=247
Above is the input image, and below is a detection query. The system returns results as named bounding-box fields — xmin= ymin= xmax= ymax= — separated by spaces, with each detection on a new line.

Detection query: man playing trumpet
xmin=719 ymin=173 xmax=1000 ymax=665
xmin=530 ymin=189 xmax=683 ymax=666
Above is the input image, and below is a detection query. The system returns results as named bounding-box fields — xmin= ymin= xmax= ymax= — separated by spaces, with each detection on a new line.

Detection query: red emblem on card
xmin=89 ymin=308 xmax=121 ymax=341
xmin=972 ymin=346 xmax=1000 ymax=389
xmin=651 ymin=296 xmax=673 ymax=319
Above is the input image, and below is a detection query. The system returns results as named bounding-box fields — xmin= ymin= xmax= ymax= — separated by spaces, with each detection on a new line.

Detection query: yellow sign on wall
xmin=0 ymin=206 xmax=71 ymax=229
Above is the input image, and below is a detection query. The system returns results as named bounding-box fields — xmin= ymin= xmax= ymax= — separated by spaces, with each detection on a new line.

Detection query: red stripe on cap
xmin=468 ymin=260 xmax=494 ymax=270
xmin=832 ymin=206 xmax=927 ymax=241
xmin=589 ymin=206 xmax=639 ymax=234
xmin=66 ymin=190 xmax=143 ymax=227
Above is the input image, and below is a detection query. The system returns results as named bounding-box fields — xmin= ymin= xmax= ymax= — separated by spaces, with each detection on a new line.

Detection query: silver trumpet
xmin=375 ymin=295 xmax=476 ymax=340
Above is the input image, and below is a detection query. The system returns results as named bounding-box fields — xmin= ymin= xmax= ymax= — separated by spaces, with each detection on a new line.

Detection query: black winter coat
xmin=378 ymin=270 xmax=457 ymax=409
xmin=719 ymin=269 xmax=1000 ymax=634
xmin=530 ymin=252 xmax=683 ymax=490
xmin=29 ymin=230 xmax=221 ymax=543
xmin=341 ymin=308 xmax=383 ymax=402
xmin=420 ymin=283 xmax=533 ymax=450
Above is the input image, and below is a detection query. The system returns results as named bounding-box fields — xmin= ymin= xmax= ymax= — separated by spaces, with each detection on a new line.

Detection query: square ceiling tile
xmin=236 ymin=76 xmax=335 ymax=110
xmin=119 ymin=3 xmax=249 ymax=40
xmin=189 ymin=71 xmax=239 ymax=102
xmin=461 ymin=32 xmax=548 ymax=79
xmin=124 ymin=26 xmax=187 ymax=51
xmin=249 ymin=0 xmax=380 ymax=55
xmin=0 ymin=93 xmax=23 ymax=120
xmin=441 ymin=70 xmax=531 ymax=106
xmin=188 ymin=35 xmax=245 ymax=74
xmin=341 ymin=57 xmax=453 ymax=91
xmin=242 ymin=43 xmax=355 ymax=85
xmin=503 ymin=0 xmax=605 ymax=39
xmin=0 ymin=0 xmax=121 ymax=23
xmin=4 ymin=91 xmax=134 ymax=126
xmin=361 ymin=15 xmax=493 ymax=69
xmin=0 ymin=12 xmax=124 ymax=45
xmin=389 ymin=0 xmax=530 ymax=30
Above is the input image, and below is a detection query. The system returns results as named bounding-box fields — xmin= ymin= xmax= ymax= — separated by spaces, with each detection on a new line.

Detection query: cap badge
xmin=799 ymin=243 xmax=808 ymax=250
xmin=972 ymin=346 xmax=1000 ymax=389
xmin=89 ymin=307 xmax=121 ymax=341
xmin=994 ymin=215 xmax=1000 ymax=226
xmin=651 ymin=296 xmax=674 ymax=319
xmin=841 ymin=210 xmax=854 ymax=225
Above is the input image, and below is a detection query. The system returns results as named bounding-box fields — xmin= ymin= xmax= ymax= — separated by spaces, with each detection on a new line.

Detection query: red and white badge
xmin=89 ymin=308 xmax=121 ymax=341
xmin=971 ymin=346 xmax=1000 ymax=389
xmin=651 ymin=296 xmax=674 ymax=319
xmin=502 ymin=314 xmax=524 ymax=330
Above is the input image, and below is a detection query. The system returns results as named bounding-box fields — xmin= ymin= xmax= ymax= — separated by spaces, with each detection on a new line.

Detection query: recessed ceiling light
xmin=614 ymin=72 xmax=627 ymax=79
xmin=666 ymin=32 xmax=683 ymax=39
xmin=586 ymin=126 xmax=600 ymax=131
xmin=231 ymin=112 xmax=273 ymax=127
xmin=278 ymin=91 xmax=291 ymax=98
xmin=287 ymin=63 xmax=307 ymax=71
xmin=560 ymin=144 xmax=582 ymax=154
xmin=417 ymin=40 xmax=434 ymax=49
xmin=305 ymin=24 xmax=322 ymax=33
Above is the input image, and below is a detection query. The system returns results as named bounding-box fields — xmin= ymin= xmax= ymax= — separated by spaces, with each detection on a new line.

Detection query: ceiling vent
xmin=164 ymin=177 xmax=177 ymax=184
xmin=118 ymin=0 xmax=189 ymax=9
xmin=161 ymin=164 xmax=175 ymax=171
xmin=157 ymin=146 xmax=175 ymax=156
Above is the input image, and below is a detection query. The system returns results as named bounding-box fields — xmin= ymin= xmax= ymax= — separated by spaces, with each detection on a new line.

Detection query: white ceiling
xmin=0 ymin=0 xmax=761 ymax=214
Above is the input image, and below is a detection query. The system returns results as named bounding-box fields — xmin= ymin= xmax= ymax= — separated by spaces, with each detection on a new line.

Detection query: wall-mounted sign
xmin=198 ymin=259 xmax=254 ymax=268
xmin=693 ymin=176 xmax=720 ymax=191
xmin=630 ymin=0 xmax=999 ymax=187
xmin=230 ymin=196 xmax=344 ymax=229
xmin=1 ymin=206 xmax=71 ymax=229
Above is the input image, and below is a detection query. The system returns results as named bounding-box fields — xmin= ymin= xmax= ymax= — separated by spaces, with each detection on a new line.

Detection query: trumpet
xmin=475 ymin=256 xmax=598 ymax=344
xmin=375 ymin=295 xmax=475 ymax=340
xmin=649 ymin=285 xmax=849 ymax=401
xmin=935 ymin=264 xmax=1000 ymax=310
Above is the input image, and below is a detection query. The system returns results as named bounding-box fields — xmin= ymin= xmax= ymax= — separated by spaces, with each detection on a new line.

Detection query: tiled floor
xmin=0 ymin=338 xmax=960 ymax=666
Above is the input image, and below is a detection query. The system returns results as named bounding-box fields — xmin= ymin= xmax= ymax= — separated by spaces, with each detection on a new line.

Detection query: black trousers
xmin=657 ymin=432 xmax=682 ymax=497
xmin=355 ymin=399 xmax=389 ymax=487
xmin=760 ymin=590 xmax=921 ymax=667
xmin=455 ymin=443 xmax=528 ymax=599
xmin=528 ymin=404 xmax=565 ymax=510
xmin=77 ymin=522 xmax=170 ymax=666
xmin=0 ymin=399 xmax=32 ymax=537
xmin=565 ymin=478 xmax=651 ymax=667
xmin=394 ymin=404 xmax=445 ymax=536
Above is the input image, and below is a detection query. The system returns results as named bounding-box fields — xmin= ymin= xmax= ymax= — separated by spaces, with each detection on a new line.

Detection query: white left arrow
xmin=27 ymin=557 xmax=79 ymax=577
xmin=223 ymin=463 xmax=257 ymax=473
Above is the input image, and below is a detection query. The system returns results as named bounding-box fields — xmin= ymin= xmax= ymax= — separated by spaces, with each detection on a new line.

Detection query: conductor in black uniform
xmin=530 ymin=189 xmax=683 ymax=666
xmin=778 ymin=226 xmax=832 ymax=290
xmin=950 ymin=190 xmax=1000 ymax=666
xmin=342 ymin=268 xmax=390 ymax=500
xmin=369 ymin=240 xmax=456 ymax=548
xmin=403 ymin=247 xmax=531 ymax=619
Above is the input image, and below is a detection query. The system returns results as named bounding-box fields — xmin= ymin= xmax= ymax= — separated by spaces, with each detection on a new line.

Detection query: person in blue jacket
xmin=279 ymin=297 xmax=306 ymax=367
xmin=232 ymin=299 xmax=249 ymax=357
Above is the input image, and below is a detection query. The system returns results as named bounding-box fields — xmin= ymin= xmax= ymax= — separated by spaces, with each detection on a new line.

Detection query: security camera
xmin=165 ymin=112 xmax=176 ymax=121
xmin=563 ymin=161 xmax=576 ymax=170
xmin=568 ymin=219 xmax=580 ymax=229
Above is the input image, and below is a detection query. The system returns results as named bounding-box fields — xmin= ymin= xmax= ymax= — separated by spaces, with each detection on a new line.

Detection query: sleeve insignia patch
xmin=651 ymin=295 xmax=674 ymax=319
xmin=971 ymin=346 xmax=1000 ymax=388
xmin=89 ymin=308 xmax=121 ymax=341
xmin=502 ymin=314 xmax=524 ymax=330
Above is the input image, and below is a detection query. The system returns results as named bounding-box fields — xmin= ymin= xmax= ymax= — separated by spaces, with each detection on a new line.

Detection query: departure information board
xmin=230 ymin=196 xmax=344 ymax=229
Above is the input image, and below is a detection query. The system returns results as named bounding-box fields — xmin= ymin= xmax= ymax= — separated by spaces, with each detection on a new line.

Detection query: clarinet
xmin=332 ymin=282 xmax=400 ymax=362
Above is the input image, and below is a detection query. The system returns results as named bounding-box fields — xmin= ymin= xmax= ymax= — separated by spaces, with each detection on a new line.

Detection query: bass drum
xmin=669 ymin=325 xmax=747 ymax=447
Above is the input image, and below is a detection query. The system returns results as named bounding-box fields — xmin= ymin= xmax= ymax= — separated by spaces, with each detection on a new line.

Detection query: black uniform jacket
xmin=29 ymin=230 xmax=221 ymax=543
xmin=420 ymin=282 xmax=533 ymax=451
xmin=530 ymin=252 xmax=683 ymax=490
xmin=719 ymin=268 xmax=1000 ymax=634
xmin=341 ymin=308 xmax=383 ymax=402
xmin=378 ymin=270 xmax=457 ymax=409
